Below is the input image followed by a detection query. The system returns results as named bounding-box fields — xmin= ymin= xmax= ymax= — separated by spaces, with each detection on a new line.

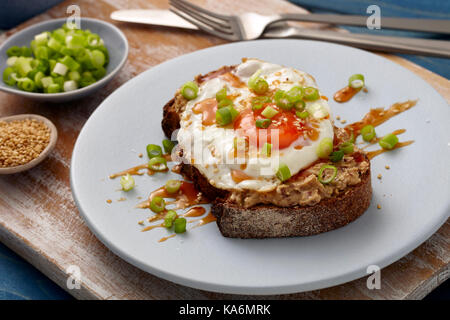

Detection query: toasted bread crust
xmin=163 ymin=64 xmax=373 ymax=239
xmin=212 ymin=168 xmax=372 ymax=238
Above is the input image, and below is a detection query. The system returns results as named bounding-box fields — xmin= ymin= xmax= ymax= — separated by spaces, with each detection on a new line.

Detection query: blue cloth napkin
xmin=288 ymin=0 xmax=450 ymax=79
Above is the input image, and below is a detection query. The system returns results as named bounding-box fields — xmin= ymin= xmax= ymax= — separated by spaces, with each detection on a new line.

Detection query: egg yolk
xmin=234 ymin=104 xmax=304 ymax=149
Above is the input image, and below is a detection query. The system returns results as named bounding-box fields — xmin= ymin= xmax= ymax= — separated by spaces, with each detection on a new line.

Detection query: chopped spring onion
xmin=361 ymin=125 xmax=376 ymax=142
xmin=174 ymin=217 xmax=187 ymax=234
xmin=316 ymin=137 xmax=333 ymax=159
xmin=251 ymin=96 xmax=271 ymax=110
xmin=276 ymin=163 xmax=291 ymax=182
xmin=247 ymin=69 xmax=262 ymax=88
xmin=216 ymin=106 xmax=238 ymax=126
xmin=18 ymin=78 xmax=35 ymax=92
xmin=262 ymin=142 xmax=272 ymax=157
xmin=286 ymin=86 xmax=304 ymax=103
xmin=274 ymin=90 xmax=293 ymax=110
xmin=150 ymin=196 xmax=165 ymax=213
xmin=46 ymin=83 xmax=60 ymax=93
xmin=261 ymin=106 xmax=279 ymax=119
xmin=52 ymin=62 xmax=68 ymax=76
xmin=148 ymin=156 xmax=167 ymax=171
xmin=2 ymin=24 xmax=108 ymax=94
xmin=251 ymin=78 xmax=269 ymax=95
xmin=306 ymin=102 xmax=328 ymax=119
xmin=41 ymin=76 xmax=53 ymax=89
xmin=165 ymin=180 xmax=181 ymax=194
xmin=348 ymin=74 xmax=365 ymax=89
xmin=379 ymin=133 xmax=399 ymax=150
xmin=215 ymin=87 xmax=227 ymax=102
xmin=330 ymin=150 xmax=344 ymax=162
xmin=120 ymin=174 xmax=135 ymax=191
xmin=6 ymin=46 xmax=22 ymax=57
xmin=63 ymin=80 xmax=78 ymax=92
xmin=318 ymin=165 xmax=337 ymax=184
xmin=339 ymin=142 xmax=354 ymax=154
xmin=146 ymin=144 xmax=162 ymax=159
xmin=162 ymin=139 xmax=175 ymax=154
xmin=303 ymin=87 xmax=320 ymax=101
xmin=181 ymin=81 xmax=198 ymax=100
xmin=296 ymin=110 xmax=309 ymax=119
xmin=3 ymin=67 xmax=17 ymax=86
xmin=164 ymin=210 xmax=177 ymax=228
xmin=256 ymin=118 xmax=271 ymax=129
xmin=294 ymin=100 xmax=306 ymax=111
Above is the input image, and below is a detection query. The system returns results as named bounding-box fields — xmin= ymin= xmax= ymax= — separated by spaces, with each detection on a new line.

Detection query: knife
xmin=111 ymin=10 xmax=450 ymax=58
xmin=111 ymin=9 xmax=197 ymax=29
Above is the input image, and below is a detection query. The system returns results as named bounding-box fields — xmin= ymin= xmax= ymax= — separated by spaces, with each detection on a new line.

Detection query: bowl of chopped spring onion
xmin=0 ymin=18 xmax=128 ymax=102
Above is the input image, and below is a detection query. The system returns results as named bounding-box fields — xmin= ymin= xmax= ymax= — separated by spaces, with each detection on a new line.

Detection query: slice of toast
xmin=162 ymin=66 xmax=372 ymax=239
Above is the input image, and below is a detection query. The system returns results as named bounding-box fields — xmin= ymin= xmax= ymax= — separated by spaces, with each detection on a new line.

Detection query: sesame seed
xmin=385 ymin=165 xmax=390 ymax=170
xmin=377 ymin=204 xmax=381 ymax=209
xmin=0 ymin=119 xmax=50 ymax=168
xmin=377 ymin=174 xmax=382 ymax=179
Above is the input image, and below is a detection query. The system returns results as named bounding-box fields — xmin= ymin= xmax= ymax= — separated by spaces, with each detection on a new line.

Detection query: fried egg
xmin=177 ymin=58 xmax=333 ymax=192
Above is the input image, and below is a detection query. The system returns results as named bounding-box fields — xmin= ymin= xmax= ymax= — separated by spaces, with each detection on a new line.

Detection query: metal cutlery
xmin=168 ymin=0 xmax=450 ymax=58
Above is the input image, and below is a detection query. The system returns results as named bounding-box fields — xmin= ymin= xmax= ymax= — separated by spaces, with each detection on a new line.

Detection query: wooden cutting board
xmin=0 ymin=0 xmax=448 ymax=300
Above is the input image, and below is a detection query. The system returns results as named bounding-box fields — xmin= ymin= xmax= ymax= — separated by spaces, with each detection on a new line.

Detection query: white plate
xmin=71 ymin=40 xmax=450 ymax=295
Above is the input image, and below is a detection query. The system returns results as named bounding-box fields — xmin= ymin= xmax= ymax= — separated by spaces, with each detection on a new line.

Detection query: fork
xmin=169 ymin=0 xmax=450 ymax=58
xmin=169 ymin=0 xmax=450 ymax=40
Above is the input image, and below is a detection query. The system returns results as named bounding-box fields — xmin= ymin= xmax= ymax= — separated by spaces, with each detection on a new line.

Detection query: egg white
xmin=177 ymin=59 xmax=334 ymax=192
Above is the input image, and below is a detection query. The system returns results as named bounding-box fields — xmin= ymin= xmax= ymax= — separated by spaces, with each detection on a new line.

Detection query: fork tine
xmin=170 ymin=0 xmax=232 ymax=31
xmin=169 ymin=7 xmax=237 ymax=41
xmin=172 ymin=0 xmax=229 ymax=21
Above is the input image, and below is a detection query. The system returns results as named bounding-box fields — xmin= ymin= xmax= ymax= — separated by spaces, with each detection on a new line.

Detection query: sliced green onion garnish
xmin=255 ymin=118 xmax=271 ymax=129
xmin=146 ymin=144 xmax=163 ymax=159
xmin=6 ymin=46 xmax=22 ymax=57
xmin=181 ymin=81 xmax=198 ymax=100
xmin=304 ymin=87 xmax=320 ymax=101
xmin=286 ymin=86 xmax=304 ymax=103
xmin=348 ymin=74 xmax=365 ymax=89
xmin=318 ymin=165 xmax=337 ymax=184
xmin=296 ymin=110 xmax=309 ymax=119
xmin=174 ymin=217 xmax=187 ymax=234
xmin=150 ymin=196 xmax=165 ymax=213
xmin=262 ymin=142 xmax=272 ymax=157
xmin=316 ymin=137 xmax=333 ymax=159
xmin=274 ymin=90 xmax=293 ymax=110
xmin=91 ymin=50 xmax=105 ymax=69
xmin=251 ymin=78 xmax=269 ymax=95
xmin=361 ymin=125 xmax=376 ymax=142
xmin=379 ymin=133 xmax=399 ymax=150
xmin=165 ymin=180 xmax=181 ymax=194
xmin=148 ymin=156 xmax=167 ymax=171
xmin=3 ymin=67 xmax=17 ymax=86
xmin=216 ymin=106 xmax=237 ymax=126
xmin=276 ymin=163 xmax=291 ymax=182
xmin=261 ymin=106 xmax=279 ymax=119
xmin=247 ymin=69 xmax=262 ymax=88
xmin=217 ymin=98 xmax=233 ymax=108
xmin=339 ymin=142 xmax=354 ymax=154
xmin=41 ymin=76 xmax=53 ymax=89
xmin=330 ymin=150 xmax=344 ymax=162
xmin=120 ymin=174 xmax=135 ymax=191
xmin=63 ymin=80 xmax=78 ymax=92
xmin=18 ymin=78 xmax=35 ymax=92
xmin=215 ymin=87 xmax=227 ymax=102
xmin=162 ymin=139 xmax=175 ymax=154
xmin=294 ymin=100 xmax=306 ymax=111
xmin=164 ymin=210 xmax=177 ymax=228
xmin=46 ymin=83 xmax=60 ymax=93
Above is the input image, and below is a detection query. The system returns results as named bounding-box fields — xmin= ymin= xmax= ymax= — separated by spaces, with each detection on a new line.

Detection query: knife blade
xmin=111 ymin=9 xmax=197 ymax=30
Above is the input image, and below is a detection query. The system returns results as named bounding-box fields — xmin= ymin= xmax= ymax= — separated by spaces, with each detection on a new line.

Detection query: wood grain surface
xmin=0 ymin=0 xmax=448 ymax=300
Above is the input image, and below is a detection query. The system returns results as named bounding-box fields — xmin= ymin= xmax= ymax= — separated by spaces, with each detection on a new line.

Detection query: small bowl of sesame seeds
xmin=0 ymin=114 xmax=57 ymax=174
